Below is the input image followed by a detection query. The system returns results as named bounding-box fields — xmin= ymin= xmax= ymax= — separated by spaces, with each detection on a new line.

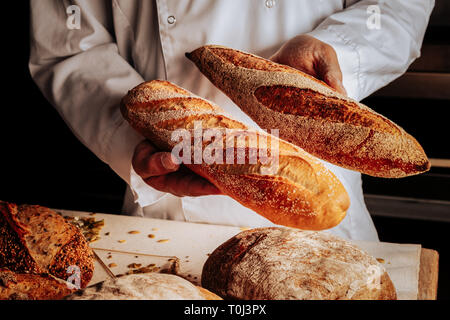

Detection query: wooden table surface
xmin=418 ymin=248 xmax=439 ymax=300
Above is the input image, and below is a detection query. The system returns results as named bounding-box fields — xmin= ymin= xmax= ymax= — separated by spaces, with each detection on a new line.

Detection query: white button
xmin=167 ymin=15 xmax=176 ymax=24
xmin=265 ymin=0 xmax=276 ymax=8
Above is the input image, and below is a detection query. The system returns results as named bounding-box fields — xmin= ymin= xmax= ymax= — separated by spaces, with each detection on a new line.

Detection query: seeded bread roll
xmin=121 ymin=80 xmax=350 ymax=230
xmin=186 ymin=45 xmax=430 ymax=178
xmin=202 ymin=227 xmax=397 ymax=300
xmin=0 ymin=200 xmax=94 ymax=289
xmin=0 ymin=268 xmax=76 ymax=300
xmin=65 ymin=273 xmax=222 ymax=300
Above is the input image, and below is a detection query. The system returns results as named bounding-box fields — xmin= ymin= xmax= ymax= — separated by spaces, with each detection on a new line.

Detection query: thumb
xmin=317 ymin=56 xmax=347 ymax=95
xmin=323 ymin=72 xmax=347 ymax=96
xmin=269 ymin=52 xmax=281 ymax=64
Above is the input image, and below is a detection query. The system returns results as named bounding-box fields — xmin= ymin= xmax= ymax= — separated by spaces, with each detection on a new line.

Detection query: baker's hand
xmin=132 ymin=140 xmax=222 ymax=197
xmin=270 ymin=34 xmax=347 ymax=95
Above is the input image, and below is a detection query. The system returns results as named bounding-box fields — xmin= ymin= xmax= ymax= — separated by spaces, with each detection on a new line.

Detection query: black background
xmin=1 ymin=1 xmax=449 ymax=299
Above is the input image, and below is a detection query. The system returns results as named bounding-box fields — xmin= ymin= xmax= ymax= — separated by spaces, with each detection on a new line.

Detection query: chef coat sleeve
xmin=307 ymin=0 xmax=435 ymax=101
xmin=29 ymin=0 xmax=166 ymax=207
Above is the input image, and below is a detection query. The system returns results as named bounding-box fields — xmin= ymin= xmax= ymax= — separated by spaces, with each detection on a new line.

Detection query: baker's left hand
xmin=270 ymin=34 xmax=347 ymax=95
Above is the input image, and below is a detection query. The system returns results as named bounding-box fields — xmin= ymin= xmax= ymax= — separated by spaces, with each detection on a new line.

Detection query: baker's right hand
xmin=132 ymin=140 xmax=222 ymax=197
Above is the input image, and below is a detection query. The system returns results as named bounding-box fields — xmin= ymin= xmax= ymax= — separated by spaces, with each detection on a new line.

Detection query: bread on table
xmin=0 ymin=200 xmax=94 ymax=289
xmin=121 ymin=80 xmax=350 ymax=230
xmin=0 ymin=268 xmax=76 ymax=300
xmin=65 ymin=273 xmax=222 ymax=300
xmin=202 ymin=227 xmax=397 ymax=300
xmin=186 ymin=45 xmax=430 ymax=178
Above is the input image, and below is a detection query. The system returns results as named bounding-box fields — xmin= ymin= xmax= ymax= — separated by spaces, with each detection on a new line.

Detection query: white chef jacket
xmin=29 ymin=0 xmax=434 ymax=241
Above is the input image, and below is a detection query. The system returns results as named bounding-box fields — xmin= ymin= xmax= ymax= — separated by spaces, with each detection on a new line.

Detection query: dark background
xmin=1 ymin=2 xmax=449 ymax=299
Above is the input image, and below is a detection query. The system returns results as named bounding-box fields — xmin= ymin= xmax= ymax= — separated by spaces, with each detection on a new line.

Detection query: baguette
xmin=0 ymin=201 xmax=94 ymax=289
xmin=186 ymin=45 xmax=430 ymax=178
xmin=120 ymin=80 xmax=349 ymax=230
xmin=202 ymin=227 xmax=397 ymax=300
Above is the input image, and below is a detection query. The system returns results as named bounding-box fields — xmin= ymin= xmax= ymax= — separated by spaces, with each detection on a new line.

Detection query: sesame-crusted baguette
xmin=186 ymin=45 xmax=430 ymax=178
xmin=0 ymin=201 xmax=94 ymax=289
xmin=202 ymin=227 xmax=397 ymax=300
xmin=121 ymin=80 xmax=349 ymax=230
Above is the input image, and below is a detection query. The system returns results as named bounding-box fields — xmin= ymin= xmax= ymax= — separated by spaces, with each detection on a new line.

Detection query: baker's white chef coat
xmin=29 ymin=0 xmax=434 ymax=241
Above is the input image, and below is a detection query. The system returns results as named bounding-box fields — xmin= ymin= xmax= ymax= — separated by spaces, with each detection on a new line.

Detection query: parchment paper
xmin=59 ymin=210 xmax=422 ymax=300
xmin=353 ymin=240 xmax=421 ymax=300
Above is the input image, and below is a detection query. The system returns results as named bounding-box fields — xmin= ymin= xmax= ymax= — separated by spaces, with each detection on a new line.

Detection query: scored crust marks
xmin=151 ymin=113 xmax=326 ymax=195
xmin=128 ymin=97 xmax=218 ymax=114
xmin=187 ymin=46 xmax=430 ymax=177
xmin=254 ymin=86 xmax=398 ymax=134
xmin=121 ymin=80 xmax=350 ymax=229
xmin=158 ymin=114 xmax=248 ymax=131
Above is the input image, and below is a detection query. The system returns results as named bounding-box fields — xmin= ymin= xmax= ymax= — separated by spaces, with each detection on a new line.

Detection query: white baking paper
xmin=353 ymin=240 xmax=422 ymax=300
xmin=58 ymin=210 xmax=422 ymax=300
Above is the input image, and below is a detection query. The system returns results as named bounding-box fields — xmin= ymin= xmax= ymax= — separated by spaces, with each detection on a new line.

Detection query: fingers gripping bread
xmin=121 ymin=80 xmax=350 ymax=230
xmin=186 ymin=45 xmax=430 ymax=178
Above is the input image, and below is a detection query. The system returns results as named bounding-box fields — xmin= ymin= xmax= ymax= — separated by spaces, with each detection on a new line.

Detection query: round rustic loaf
xmin=0 ymin=200 xmax=94 ymax=289
xmin=65 ymin=273 xmax=222 ymax=300
xmin=202 ymin=227 xmax=397 ymax=300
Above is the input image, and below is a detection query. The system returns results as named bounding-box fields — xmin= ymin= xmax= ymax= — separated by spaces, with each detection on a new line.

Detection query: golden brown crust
xmin=186 ymin=45 xmax=430 ymax=178
xmin=196 ymin=286 xmax=223 ymax=300
xmin=0 ymin=200 xmax=94 ymax=292
xmin=202 ymin=227 xmax=397 ymax=300
xmin=202 ymin=46 xmax=324 ymax=83
xmin=254 ymin=86 xmax=397 ymax=134
xmin=48 ymin=232 xmax=94 ymax=289
xmin=121 ymin=80 xmax=350 ymax=230
xmin=189 ymin=166 xmax=347 ymax=230
xmin=0 ymin=202 xmax=42 ymax=274
xmin=0 ymin=268 xmax=75 ymax=300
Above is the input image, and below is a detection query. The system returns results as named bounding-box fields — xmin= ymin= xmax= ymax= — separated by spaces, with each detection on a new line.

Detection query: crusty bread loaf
xmin=0 ymin=268 xmax=76 ymax=300
xmin=0 ymin=200 xmax=94 ymax=289
xmin=65 ymin=273 xmax=221 ymax=300
xmin=121 ymin=80 xmax=350 ymax=230
xmin=186 ymin=45 xmax=430 ymax=178
xmin=202 ymin=227 xmax=397 ymax=300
